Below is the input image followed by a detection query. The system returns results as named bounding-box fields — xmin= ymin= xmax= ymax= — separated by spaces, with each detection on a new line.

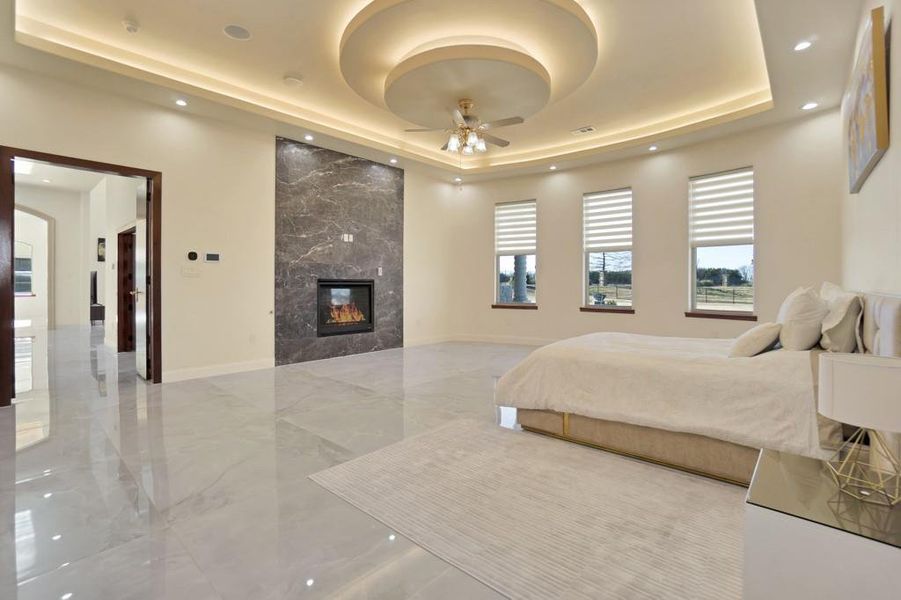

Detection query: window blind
xmin=583 ymin=188 xmax=632 ymax=252
xmin=495 ymin=200 xmax=537 ymax=256
xmin=689 ymin=167 xmax=754 ymax=247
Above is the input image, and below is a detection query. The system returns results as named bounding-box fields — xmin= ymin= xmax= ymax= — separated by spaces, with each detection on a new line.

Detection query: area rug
xmin=310 ymin=420 xmax=744 ymax=600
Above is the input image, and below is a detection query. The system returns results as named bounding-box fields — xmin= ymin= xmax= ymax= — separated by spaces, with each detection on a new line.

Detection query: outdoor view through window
xmin=586 ymin=251 xmax=632 ymax=307
xmin=497 ymin=255 xmax=537 ymax=304
xmin=694 ymin=244 xmax=754 ymax=312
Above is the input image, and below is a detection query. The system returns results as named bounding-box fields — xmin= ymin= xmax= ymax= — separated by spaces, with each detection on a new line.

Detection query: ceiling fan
xmin=404 ymin=98 xmax=524 ymax=154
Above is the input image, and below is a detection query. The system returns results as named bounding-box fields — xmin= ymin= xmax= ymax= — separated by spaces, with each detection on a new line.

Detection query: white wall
xmin=88 ymin=178 xmax=108 ymax=304
xmin=13 ymin=209 xmax=49 ymax=327
xmin=0 ymin=56 xmax=849 ymax=377
xmin=14 ymin=184 xmax=87 ymax=327
xmin=0 ymin=63 xmax=275 ymax=380
xmin=841 ymin=0 xmax=901 ymax=295
xmin=405 ymin=110 xmax=845 ymax=345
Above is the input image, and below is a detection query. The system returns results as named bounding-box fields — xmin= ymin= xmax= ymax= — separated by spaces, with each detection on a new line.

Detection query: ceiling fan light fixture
xmin=462 ymin=144 xmax=475 ymax=156
xmin=447 ymin=134 xmax=460 ymax=152
xmin=466 ymin=131 xmax=479 ymax=146
xmin=475 ymin=138 xmax=487 ymax=153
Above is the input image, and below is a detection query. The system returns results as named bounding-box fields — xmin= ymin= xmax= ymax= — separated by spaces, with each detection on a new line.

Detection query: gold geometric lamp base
xmin=826 ymin=428 xmax=901 ymax=507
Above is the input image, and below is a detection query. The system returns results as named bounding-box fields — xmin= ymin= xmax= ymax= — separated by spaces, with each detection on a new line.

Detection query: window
xmin=14 ymin=241 xmax=33 ymax=296
xmin=689 ymin=167 xmax=755 ymax=313
xmin=495 ymin=200 xmax=537 ymax=304
xmin=583 ymin=188 xmax=632 ymax=308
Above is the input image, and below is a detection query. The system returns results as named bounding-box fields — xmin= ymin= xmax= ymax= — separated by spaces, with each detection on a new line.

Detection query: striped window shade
xmin=495 ymin=200 xmax=537 ymax=256
xmin=583 ymin=188 xmax=632 ymax=252
xmin=689 ymin=168 xmax=754 ymax=247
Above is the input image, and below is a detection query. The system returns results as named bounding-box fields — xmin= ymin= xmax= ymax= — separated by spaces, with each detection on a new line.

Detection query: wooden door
xmin=117 ymin=229 xmax=136 ymax=352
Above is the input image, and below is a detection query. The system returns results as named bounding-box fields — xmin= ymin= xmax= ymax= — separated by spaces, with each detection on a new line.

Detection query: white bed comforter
xmin=496 ymin=332 xmax=830 ymax=458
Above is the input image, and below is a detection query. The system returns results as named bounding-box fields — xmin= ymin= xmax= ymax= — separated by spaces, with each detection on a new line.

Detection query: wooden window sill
xmin=685 ymin=311 xmax=757 ymax=322
xmin=580 ymin=306 xmax=635 ymax=314
xmin=492 ymin=304 xmax=538 ymax=310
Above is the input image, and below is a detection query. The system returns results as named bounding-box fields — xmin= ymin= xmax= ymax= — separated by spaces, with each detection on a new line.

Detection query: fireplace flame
xmin=328 ymin=302 xmax=366 ymax=325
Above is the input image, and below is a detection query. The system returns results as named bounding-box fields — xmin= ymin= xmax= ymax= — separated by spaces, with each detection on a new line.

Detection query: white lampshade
xmin=447 ymin=134 xmax=460 ymax=152
xmin=475 ymin=138 xmax=487 ymax=152
xmin=462 ymin=144 xmax=474 ymax=156
xmin=466 ymin=130 xmax=479 ymax=146
xmin=818 ymin=353 xmax=901 ymax=432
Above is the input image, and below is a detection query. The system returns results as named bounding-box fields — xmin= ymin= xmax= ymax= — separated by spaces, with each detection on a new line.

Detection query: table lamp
xmin=818 ymin=353 xmax=901 ymax=507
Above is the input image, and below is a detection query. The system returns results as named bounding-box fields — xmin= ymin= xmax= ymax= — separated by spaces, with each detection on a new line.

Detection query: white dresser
xmin=744 ymin=450 xmax=900 ymax=599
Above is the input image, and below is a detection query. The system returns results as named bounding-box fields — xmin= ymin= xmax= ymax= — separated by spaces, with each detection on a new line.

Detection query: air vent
xmin=570 ymin=125 xmax=597 ymax=136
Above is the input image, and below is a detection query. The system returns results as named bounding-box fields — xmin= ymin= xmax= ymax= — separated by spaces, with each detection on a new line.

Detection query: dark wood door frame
xmin=117 ymin=227 xmax=137 ymax=353
xmin=0 ymin=147 xmax=162 ymax=406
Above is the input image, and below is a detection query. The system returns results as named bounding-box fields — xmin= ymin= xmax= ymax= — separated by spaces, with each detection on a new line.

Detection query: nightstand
xmin=744 ymin=449 xmax=900 ymax=599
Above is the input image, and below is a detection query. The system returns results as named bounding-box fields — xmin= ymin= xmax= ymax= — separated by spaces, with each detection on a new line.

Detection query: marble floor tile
xmin=13 ymin=532 xmax=221 ymax=600
xmin=0 ymin=326 xmax=529 ymax=599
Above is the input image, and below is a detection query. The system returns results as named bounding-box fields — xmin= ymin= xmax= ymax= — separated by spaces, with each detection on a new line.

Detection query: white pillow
xmin=777 ymin=287 xmax=828 ymax=350
xmin=819 ymin=282 xmax=862 ymax=353
xmin=729 ymin=322 xmax=782 ymax=357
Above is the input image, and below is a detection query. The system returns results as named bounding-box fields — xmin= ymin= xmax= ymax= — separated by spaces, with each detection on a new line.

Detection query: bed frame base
xmin=518 ymin=409 xmax=759 ymax=487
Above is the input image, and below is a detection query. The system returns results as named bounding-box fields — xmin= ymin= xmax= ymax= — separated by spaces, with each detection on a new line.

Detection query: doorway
xmin=0 ymin=147 xmax=162 ymax=406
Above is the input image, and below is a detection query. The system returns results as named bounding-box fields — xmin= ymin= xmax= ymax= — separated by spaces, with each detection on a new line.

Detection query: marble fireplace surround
xmin=275 ymin=137 xmax=404 ymax=365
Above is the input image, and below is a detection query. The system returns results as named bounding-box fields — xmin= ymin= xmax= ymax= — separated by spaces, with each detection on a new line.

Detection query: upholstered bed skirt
xmin=517 ymin=409 xmax=760 ymax=486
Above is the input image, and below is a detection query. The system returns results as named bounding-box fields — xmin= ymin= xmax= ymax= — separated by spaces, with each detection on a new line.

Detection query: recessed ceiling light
xmin=649 ymin=145 xmax=659 ymax=152
xmin=549 ymin=165 xmax=557 ymax=171
xmin=60 ymin=593 xmax=73 ymax=600
xmin=389 ymin=158 xmax=398 ymax=164
xmin=42 ymin=179 xmax=51 ymax=184
xmin=453 ymin=177 xmax=463 ymax=183
xmin=43 ymin=492 xmax=53 ymax=498
xmin=283 ymin=74 xmax=304 ymax=87
xmin=223 ymin=24 xmax=251 ymax=41
xmin=304 ymin=134 xmax=314 ymax=142
xmin=51 ymin=534 xmax=62 ymax=541
xmin=305 ymin=579 xmax=314 ymax=588
xmin=175 ymin=99 xmax=188 ymax=107
xmin=122 ymin=20 xmax=139 ymax=34
xmin=801 ymin=102 xmax=819 ymax=111
xmin=388 ymin=533 xmax=396 ymax=541
xmin=794 ymin=40 xmax=813 ymax=52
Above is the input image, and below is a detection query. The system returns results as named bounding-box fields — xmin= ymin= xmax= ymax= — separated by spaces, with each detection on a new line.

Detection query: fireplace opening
xmin=317 ymin=279 xmax=374 ymax=336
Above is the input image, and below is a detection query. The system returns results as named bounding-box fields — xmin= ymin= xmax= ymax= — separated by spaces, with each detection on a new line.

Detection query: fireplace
xmin=317 ymin=279 xmax=375 ymax=337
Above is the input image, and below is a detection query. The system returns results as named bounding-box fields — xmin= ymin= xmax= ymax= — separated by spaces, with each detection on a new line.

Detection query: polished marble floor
xmin=0 ymin=326 xmax=535 ymax=599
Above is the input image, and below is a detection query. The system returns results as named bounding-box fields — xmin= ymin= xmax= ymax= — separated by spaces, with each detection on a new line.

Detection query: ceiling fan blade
xmin=452 ymin=109 xmax=466 ymax=126
xmin=405 ymin=128 xmax=442 ymax=132
xmin=481 ymin=133 xmax=511 ymax=148
xmin=479 ymin=116 xmax=524 ymax=130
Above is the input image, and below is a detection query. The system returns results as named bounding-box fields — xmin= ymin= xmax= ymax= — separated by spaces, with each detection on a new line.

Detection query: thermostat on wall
xmin=204 ymin=252 xmax=221 ymax=263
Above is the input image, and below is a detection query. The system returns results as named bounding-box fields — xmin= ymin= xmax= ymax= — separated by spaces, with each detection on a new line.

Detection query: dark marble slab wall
xmin=275 ymin=137 xmax=404 ymax=364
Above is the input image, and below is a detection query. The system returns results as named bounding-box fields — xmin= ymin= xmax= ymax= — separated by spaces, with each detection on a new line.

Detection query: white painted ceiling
xmin=6 ymin=0 xmax=864 ymax=176
xmin=14 ymin=159 xmax=107 ymax=192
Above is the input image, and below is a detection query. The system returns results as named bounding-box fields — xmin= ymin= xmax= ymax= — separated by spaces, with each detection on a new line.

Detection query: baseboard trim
xmin=162 ymin=358 xmax=275 ymax=383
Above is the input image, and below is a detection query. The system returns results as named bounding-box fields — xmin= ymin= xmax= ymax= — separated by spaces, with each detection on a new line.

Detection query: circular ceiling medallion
xmin=385 ymin=45 xmax=550 ymax=128
xmin=339 ymin=0 xmax=597 ymax=128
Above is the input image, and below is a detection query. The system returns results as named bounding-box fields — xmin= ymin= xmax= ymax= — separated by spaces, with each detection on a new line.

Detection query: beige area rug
xmin=310 ymin=420 xmax=744 ymax=600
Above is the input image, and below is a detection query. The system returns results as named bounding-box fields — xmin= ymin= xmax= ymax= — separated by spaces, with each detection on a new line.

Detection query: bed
xmin=496 ymin=293 xmax=901 ymax=486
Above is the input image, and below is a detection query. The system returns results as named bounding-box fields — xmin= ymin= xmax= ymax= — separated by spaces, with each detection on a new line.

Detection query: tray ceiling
xmin=10 ymin=1 xmax=858 ymax=173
